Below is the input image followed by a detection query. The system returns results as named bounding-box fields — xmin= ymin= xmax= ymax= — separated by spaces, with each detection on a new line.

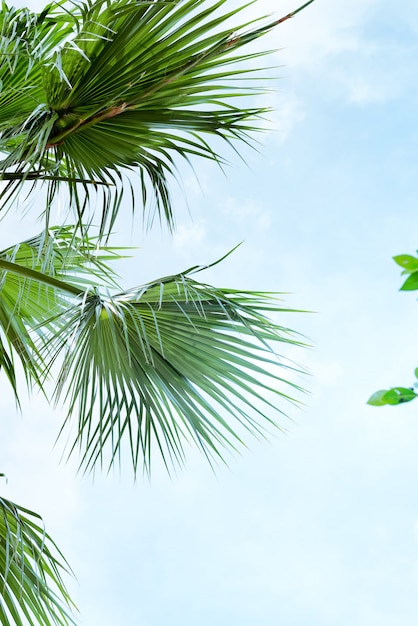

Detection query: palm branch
xmin=45 ymin=252 xmax=306 ymax=474
xmin=0 ymin=493 xmax=76 ymax=626
xmin=0 ymin=0 xmax=314 ymax=234
xmin=0 ymin=228 xmax=306 ymax=475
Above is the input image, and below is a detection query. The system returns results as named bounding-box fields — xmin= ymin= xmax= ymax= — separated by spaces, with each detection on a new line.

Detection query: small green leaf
xmin=400 ymin=271 xmax=418 ymax=291
xmin=367 ymin=390 xmax=390 ymax=406
xmin=384 ymin=388 xmax=416 ymax=404
xmin=368 ymin=387 xmax=417 ymax=406
xmin=415 ymin=367 xmax=418 ymax=379
xmin=393 ymin=254 xmax=418 ymax=271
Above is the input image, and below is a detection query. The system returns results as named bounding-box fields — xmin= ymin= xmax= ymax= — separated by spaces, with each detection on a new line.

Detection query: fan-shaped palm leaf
xmin=0 ymin=227 xmax=307 ymax=475
xmin=0 ymin=0 xmax=314 ymax=233
xmin=0 ymin=495 xmax=76 ymax=625
xmin=40 ymin=256 xmax=307 ymax=475
xmin=0 ymin=227 xmax=307 ymax=474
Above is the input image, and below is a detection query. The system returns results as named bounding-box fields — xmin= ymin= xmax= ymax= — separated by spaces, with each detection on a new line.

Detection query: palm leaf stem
xmin=0 ymin=259 xmax=86 ymax=298
xmin=276 ymin=0 xmax=315 ymax=25
xmin=0 ymin=173 xmax=112 ymax=185
xmin=45 ymin=0 xmax=315 ymax=148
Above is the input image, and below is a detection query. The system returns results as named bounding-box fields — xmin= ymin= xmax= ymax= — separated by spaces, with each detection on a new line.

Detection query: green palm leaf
xmin=0 ymin=228 xmax=307 ymax=475
xmin=0 ymin=226 xmax=122 ymax=396
xmin=44 ymin=257 xmax=307 ymax=474
xmin=0 ymin=495 xmax=76 ymax=625
xmin=0 ymin=0 xmax=314 ymax=233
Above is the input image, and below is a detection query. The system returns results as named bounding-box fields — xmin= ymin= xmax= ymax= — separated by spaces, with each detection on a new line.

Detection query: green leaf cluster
xmin=367 ymin=386 xmax=417 ymax=406
xmin=368 ymin=254 xmax=418 ymax=406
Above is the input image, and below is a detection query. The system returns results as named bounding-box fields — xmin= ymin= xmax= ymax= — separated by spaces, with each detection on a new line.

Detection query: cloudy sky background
xmin=2 ymin=0 xmax=418 ymax=624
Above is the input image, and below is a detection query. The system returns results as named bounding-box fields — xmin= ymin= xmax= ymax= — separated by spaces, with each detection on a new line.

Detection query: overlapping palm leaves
xmin=0 ymin=0 xmax=314 ymax=623
xmin=0 ymin=0 xmax=314 ymax=471
xmin=0 ymin=228 xmax=121 ymax=623
xmin=0 ymin=229 xmax=305 ymax=474
xmin=0 ymin=231 xmax=307 ymax=623
xmin=0 ymin=226 xmax=120 ymax=395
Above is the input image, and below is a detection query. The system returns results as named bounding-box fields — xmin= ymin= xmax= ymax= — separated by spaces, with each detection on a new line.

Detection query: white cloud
xmin=239 ymin=1 xmax=418 ymax=107
xmin=257 ymin=91 xmax=306 ymax=143
xmin=1 ymin=392 xmax=81 ymax=525
xmin=172 ymin=219 xmax=207 ymax=251
xmin=222 ymin=197 xmax=272 ymax=231
xmin=241 ymin=0 xmax=379 ymax=66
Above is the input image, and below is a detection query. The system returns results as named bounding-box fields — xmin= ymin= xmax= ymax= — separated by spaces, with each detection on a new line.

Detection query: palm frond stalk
xmin=0 ymin=0 xmax=314 ymax=234
xmin=0 ymin=495 xmax=76 ymax=626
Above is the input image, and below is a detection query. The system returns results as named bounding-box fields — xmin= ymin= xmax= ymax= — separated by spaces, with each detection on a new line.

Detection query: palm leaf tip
xmin=50 ymin=265 xmax=308 ymax=475
xmin=0 ymin=496 xmax=77 ymax=626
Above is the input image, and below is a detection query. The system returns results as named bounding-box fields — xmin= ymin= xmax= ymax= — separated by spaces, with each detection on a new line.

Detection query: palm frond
xmin=0 ymin=226 xmax=124 ymax=395
xmin=0 ymin=0 xmax=315 ymax=234
xmin=46 ymin=258 xmax=307 ymax=475
xmin=0 ymin=229 xmax=308 ymax=475
xmin=0 ymin=496 xmax=76 ymax=626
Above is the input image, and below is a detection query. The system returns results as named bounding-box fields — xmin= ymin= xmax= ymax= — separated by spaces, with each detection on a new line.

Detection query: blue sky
xmin=2 ymin=1 xmax=418 ymax=624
